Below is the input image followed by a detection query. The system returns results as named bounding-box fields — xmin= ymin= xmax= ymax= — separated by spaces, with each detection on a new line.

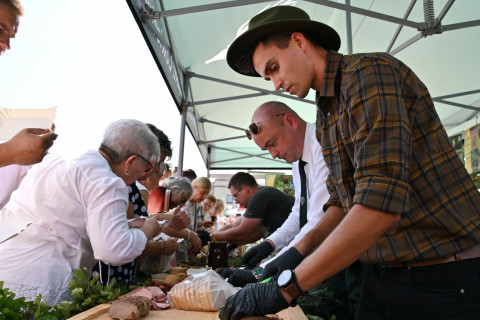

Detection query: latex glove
xmin=216 ymin=268 xmax=257 ymax=287
xmin=241 ymin=241 xmax=274 ymax=268
xmin=196 ymin=229 xmax=211 ymax=247
xmin=259 ymin=247 xmax=304 ymax=282
xmin=219 ymin=282 xmax=290 ymax=320
xmin=216 ymin=267 xmax=234 ymax=279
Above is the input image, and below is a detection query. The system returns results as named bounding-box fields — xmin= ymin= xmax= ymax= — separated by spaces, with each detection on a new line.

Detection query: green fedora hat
xmin=227 ymin=5 xmax=341 ymax=77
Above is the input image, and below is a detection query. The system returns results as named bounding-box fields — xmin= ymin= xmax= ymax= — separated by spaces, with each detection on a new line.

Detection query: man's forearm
xmin=294 ymin=204 xmax=400 ymax=294
xmin=212 ymin=228 xmax=244 ymax=243
xmin=217 ymin=223 xmax=233 ymax=231
xmin=140 ymin=239 xmax=161 ymax=257
xmin=293 ymin=205 xmax=344 ymax=256
xmin=213 ymin=227 xmax=262 ymax=245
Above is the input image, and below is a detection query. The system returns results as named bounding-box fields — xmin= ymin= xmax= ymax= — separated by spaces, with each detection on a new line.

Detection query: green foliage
xmin=470 ymin=172 xmax=480 ymax=189
xmin=0 ymin=281 xmax=60 ymax=320
xmin=227 ymin=257 xmax=242 ymax=267
xmin=298 ymin=283 xmax=343 ymax=320
xmin=65 ymin=268 xmax=124 ymax=315
xmin=0 ymin=268 xmax=132 ymax=319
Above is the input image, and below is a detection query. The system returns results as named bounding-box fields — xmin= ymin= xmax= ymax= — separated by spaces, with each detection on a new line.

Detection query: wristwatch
xmin=277 ymin=269 xmax=308 ymax=304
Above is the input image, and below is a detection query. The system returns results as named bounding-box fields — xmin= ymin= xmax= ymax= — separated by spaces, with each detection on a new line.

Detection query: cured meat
xmin=147 ymin=278 xmax=174 ymax=293
xmin=128 ymin=217 xmax=146 ymax=228
xmin=109 ymin=296 xmax=150 ymax=320
xmin=109 ymin=300 xmax=139 ymax=320
xmin=126 ymin=286 xmax=172 ymax=310
xmin=120 ymin=297 xmax=150 ymax=317
xmin=126 ymin=287 xmax=153 ymax=300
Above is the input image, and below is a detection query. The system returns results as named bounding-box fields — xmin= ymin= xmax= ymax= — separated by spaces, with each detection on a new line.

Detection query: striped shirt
xmin=316 ymin=51 xmax=480 ymax=264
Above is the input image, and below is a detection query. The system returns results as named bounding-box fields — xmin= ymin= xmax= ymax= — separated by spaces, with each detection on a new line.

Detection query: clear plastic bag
xmin=168 ymin=269 xmax=239 ymax=311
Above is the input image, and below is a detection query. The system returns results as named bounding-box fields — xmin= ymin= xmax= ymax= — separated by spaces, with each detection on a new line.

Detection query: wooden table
xmin=68 ymin=303 xmax=308 ymax=320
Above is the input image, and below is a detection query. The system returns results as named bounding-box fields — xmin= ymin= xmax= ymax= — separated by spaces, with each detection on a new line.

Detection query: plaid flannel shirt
xmin=316 ymin=51 xmax=480 ymax=264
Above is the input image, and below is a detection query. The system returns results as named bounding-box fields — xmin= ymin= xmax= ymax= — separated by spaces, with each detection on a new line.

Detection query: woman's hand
xmin=140 ymin=218 xmax=162 ymax=240
xmin=189 ymin=231 xmax=203 ymax=252
xmin=163 ymin=207 xmax=190 ymax=236
xmin=161 ymin=238 xmax=179 ymax=256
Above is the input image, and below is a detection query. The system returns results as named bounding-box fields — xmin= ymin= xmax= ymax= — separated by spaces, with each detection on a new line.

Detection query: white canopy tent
xmin=126 ymin=0 xmax=480 ymax=174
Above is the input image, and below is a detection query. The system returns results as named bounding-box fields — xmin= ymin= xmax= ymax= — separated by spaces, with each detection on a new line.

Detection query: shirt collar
xmin=319 ymin=51 xmax=344 ymax=98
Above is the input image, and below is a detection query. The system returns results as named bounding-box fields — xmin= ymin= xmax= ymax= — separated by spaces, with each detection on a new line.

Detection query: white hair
xmin=100 ymin=119 xmax=160 ymax=163
xmin=160 ymin=177 xmax=193 ymax=195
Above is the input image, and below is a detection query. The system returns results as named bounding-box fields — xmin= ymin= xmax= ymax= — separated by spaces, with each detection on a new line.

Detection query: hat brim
xmin=226 ymin=19 xmax=341 ymax=77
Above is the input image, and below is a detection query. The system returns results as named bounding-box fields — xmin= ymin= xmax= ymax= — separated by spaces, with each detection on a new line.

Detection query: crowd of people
xmin=0 ymin=116 xmax=231 ymax=305
xmin=2 ymin=1 xmax=480 ymax=320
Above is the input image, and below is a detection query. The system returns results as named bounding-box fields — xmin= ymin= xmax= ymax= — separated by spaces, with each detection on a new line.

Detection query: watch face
xmin=277 ymin=269 xmax=293 ymax=287
xmin=252 ymin=266 xmax=264 ymax=279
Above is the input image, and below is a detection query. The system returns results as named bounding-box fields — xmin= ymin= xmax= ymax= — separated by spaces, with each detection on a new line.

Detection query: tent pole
xmin=345 ymin=0 xmax=353 ymax=54
xmin=177 ymin=103 xmax=187 ymax=177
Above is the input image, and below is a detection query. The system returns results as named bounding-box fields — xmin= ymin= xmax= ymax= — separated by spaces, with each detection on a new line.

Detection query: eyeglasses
xmin=180 ymin=193 xmax=188 ymax=205
xmin=133 ymin=154 xmax=155 ymax=172
xmin=245 ymin=113 xmax=286 ymax=140
xmin=232 ymin=189 xmax=242 ymax=198
xmin=202 ymin=201 xmax=213 ymax=208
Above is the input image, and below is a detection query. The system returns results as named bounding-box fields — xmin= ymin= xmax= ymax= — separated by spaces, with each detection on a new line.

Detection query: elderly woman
xmin=0 ymin=119 xmax=186 ymax=306
xmin=146 ymin=177 xmax=192 ymax=214
xmin=184 ymin=177 xmax=212 ymax=231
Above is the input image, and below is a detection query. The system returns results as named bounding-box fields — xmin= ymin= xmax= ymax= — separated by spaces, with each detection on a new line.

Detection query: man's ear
xmin=285 ymin=114 xmax=298 ymax=129
xmin=291 ymin=32 xmax=307 ymax=50
xmin=124 ymin=155 xmax=135 ymax=171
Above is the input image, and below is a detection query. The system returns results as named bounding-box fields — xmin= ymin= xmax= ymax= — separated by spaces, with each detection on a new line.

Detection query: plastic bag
xmin=168 ymin=269 xmax=239 ymax=311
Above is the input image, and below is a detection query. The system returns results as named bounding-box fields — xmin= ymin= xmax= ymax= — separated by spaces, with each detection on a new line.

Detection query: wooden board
xmin=68 ymin=304 xmax=307 ymax=320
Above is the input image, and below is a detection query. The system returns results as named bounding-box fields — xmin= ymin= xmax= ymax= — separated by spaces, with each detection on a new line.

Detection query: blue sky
xmin=0 ymin=0 xmax=207 ymax=176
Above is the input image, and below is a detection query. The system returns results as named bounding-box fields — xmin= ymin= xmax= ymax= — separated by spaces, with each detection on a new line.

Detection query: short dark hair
xmin=183 ymin=169 xmax=197 ymax=181
xmin=235 ymin=31 xmax=321 ymax=76
xmin=146 ymin=123 xmax=172 ymax=160
xmin=228 ymin=172 xmax=258 ymax=190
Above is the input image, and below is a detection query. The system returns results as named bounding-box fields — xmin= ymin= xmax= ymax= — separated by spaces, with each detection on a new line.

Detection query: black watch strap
xmin=280 ymin=270 xmax=308 ymax=305
xmin=292 ymin=270 xmax=308 ymax=297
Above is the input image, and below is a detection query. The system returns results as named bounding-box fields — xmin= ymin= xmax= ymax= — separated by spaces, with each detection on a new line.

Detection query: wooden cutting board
xmin=68 ymin=304 xmax=307 ymax=320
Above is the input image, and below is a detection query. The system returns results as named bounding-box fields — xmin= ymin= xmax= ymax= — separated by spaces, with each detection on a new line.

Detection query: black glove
xmin=216 ymin=268 xmax=257 ymax=287
xmin=217 ymin=267 xmax=235 ymax=279
xmin=259 ymin=247 xmax=304 ymax=282
xmin=196 ymin=229 xmax=210 ymax=247
xmin=219 ymin=282 xmax=290 ymax=320
xmin=241 ymin=241 xmax=274 ymax=268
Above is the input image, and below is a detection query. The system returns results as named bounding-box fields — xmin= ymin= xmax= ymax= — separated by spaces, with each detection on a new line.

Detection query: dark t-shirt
xmin=244 ymin=186 xmax=295 ymax=236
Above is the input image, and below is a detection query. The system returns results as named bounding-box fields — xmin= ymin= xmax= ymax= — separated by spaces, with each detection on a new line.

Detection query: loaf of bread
xmin=169 ymin=266 xmax=188 ymax=275
xmin=151 ymin=269 xmax=188 ymax=284
xmin=168 ymin=269 xmax=237 ymax=311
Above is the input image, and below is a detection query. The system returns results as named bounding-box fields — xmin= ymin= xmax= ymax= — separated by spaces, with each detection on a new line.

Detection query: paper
xmin=0 ymin=106 xmax=57 ymax=141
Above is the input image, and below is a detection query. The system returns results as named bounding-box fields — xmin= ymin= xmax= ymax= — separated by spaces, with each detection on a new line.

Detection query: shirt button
xmin=327 ymin=112 xmax=331 ymax=117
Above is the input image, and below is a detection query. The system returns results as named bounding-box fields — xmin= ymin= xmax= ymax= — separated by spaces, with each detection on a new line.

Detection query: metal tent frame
xmin=126 ymin=0 xmax=480 ymax=174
